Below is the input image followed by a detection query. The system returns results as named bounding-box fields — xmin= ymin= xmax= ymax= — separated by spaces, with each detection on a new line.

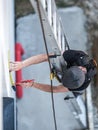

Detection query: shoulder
xmin=63 ymin=49 xmax=87 ymax=54
xmin=63 ymin=50 xmax=77 ymax=59
xmin=63 ymin=49 xmax=88 ymax=58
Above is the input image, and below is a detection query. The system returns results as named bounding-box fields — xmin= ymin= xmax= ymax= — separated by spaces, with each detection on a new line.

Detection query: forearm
xmin=10 ymin=53 xmax=55 ymax=72
xmin=22 ymin=54 xmax=48 ymax=68
xmin=32 ymin=82 xmax=69 ymax=93
xmin=22 ymin=53 xmax=56 ymax=68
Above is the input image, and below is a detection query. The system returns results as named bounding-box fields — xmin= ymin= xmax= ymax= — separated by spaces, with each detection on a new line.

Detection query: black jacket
xmin=63 ymin=50 xmax=96 ymax=94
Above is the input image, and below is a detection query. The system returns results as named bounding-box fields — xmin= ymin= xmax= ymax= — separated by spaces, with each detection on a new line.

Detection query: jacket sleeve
xmin=63 ymin=50 xmax=78 ymax=67
xmin=63 ymin=50 xmax=89 ymax=67
xmin=63 ymin=50 xmax=77 ymax=63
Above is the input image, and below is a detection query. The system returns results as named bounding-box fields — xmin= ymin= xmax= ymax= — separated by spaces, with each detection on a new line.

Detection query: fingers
xmin=21 ymin=80 xmax=34 ymax=83
xmin=9 ymin=62 xmax=16 ymax=72
xmin=16 ymin=82 xmax=29 ymax=88
xmin=9 ymin=61 xmax=21 ymax=72
xmin=15 ymin=80 xmax=34 ymax=88
xmin=15 ymin=82 xmax=21 ymax=85
xmin=9 ymin=62 xmax=13 ymax=72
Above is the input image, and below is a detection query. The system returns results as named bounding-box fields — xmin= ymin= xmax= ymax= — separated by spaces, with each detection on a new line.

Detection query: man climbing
xmin=10 ymin=49 xmax=97 ymax=96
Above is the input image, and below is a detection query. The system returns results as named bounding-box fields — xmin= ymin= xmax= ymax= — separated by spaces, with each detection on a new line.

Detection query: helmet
xmin=62 ymin=66 xmax=85 ymax=89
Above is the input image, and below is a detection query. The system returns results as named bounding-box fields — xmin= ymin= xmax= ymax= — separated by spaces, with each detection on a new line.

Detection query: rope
xmin=36 ymin=0 xmax=57 ymax=130
xmin=8 ymin=51 xmax=16 ymax=91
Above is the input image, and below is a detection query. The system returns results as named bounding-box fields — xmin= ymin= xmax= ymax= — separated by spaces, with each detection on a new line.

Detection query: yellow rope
xmin=8 ymin=50 xmax=16 ymax=91
xmin=9 ymin=72 xmax=15 ymax=86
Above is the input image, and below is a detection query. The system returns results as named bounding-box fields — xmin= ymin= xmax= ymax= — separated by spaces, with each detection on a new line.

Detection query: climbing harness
xmin=50 ymin=67 xmax=61 ymax=82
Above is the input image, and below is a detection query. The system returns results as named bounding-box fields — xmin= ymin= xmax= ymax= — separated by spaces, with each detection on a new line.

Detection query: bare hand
xmin=16 ymin=80 xmax=34 ymax=88
xmin=9 ymin=61 xmax=23 ymax=72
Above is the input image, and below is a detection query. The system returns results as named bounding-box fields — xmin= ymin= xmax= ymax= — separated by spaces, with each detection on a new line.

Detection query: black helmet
xmin=62 ymin=66 xmax=85 ymax=89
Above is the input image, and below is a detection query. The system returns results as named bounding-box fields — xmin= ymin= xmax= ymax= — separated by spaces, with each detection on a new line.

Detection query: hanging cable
xmin=36 ymin=0 xmax=57 ymax=130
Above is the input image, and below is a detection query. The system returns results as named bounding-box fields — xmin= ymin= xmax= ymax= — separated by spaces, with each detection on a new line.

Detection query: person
xmin=10 ymin=49 xmax=97 ymax=96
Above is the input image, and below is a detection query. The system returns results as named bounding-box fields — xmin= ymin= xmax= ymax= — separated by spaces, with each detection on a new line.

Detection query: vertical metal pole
xmin=41 ymin=0 xmax=46 ymax=9
xmin=61 ymin=34 xmax=65 ymax=52
xmin=47 ymin=0 xmax=52 ymax=25
xmin=0 ymin=0 xmax=11 ymax=97
xmin=58 ymin=22 xmax=61 ymax=51
xmin=52 ymin=5 xmax=57 ymax=39
xmin=9 ymin=1 xmax=16 ymax=130
xmin=0 ymin=0 xmax=4 ymax=129
xmin=0 ymin=0 xmax=16 ymax=129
